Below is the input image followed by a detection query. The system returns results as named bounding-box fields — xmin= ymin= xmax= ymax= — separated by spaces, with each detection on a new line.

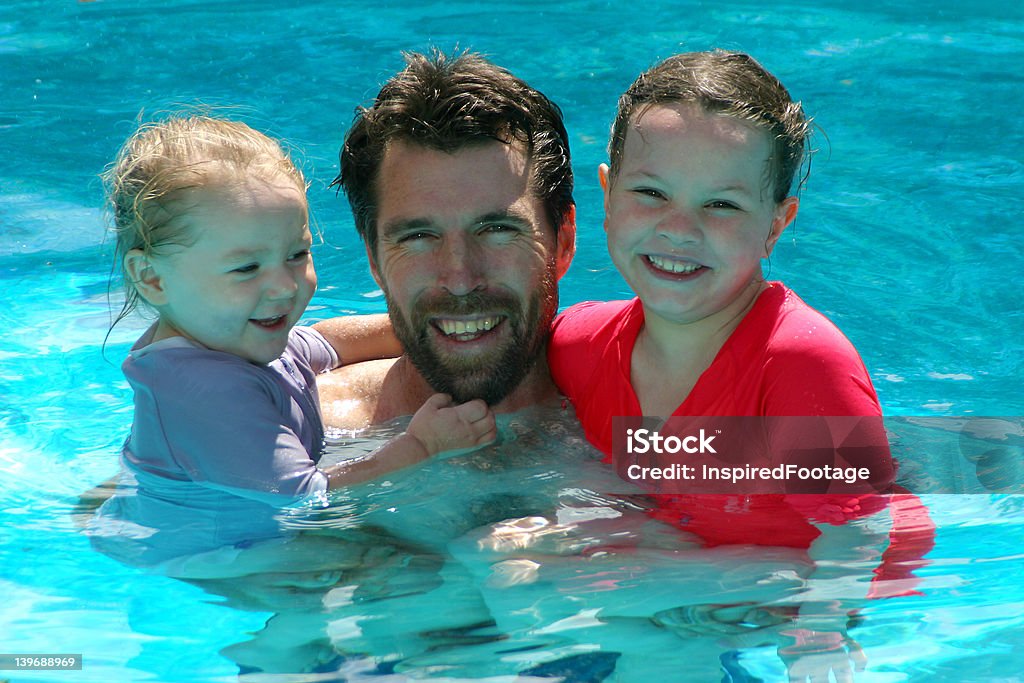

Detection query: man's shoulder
xmin=317 ymin=357 xmax=427 ymax=429
xmin=317 ymin=358 xmax=396 ymax=429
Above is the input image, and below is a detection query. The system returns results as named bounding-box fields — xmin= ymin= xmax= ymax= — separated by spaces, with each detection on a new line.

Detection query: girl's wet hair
xmin=102 ymin=114 xmax=306 ymax=336
xmin=608 ymin=50 xmax=812 ymax=202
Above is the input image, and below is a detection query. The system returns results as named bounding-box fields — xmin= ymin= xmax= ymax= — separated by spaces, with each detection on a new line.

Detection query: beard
xmin=385 ymin=269 xmax=558 ymax=406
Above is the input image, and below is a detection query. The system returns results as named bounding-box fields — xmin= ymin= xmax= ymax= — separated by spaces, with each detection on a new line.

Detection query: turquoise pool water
xmin=2 ymin=0 xmax=1023 ymax=681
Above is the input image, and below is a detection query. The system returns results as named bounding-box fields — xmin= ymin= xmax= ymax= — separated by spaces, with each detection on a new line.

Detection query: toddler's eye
xmin=633 ymin=187 xmax=667 ymax=200
xmin=288 ymin=249 xmax=311 ymax=262
xmin=232 ymin=263 xmax=259 ymax=274
xmin=707 ymin=200 xmax=741 ymax=211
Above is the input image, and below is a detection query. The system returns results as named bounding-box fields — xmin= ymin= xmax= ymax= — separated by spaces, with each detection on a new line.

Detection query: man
xmin=297 ymin=53 xmax=615 ymax=674
xmin=314 ymin=49 xmax=576 ymax=427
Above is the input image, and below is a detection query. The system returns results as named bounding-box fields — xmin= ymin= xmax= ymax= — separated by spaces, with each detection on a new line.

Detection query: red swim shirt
xmin=549 ymin=283 xmax=933 ymax=595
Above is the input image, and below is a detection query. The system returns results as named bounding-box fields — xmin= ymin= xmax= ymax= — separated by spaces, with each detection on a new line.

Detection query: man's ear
xmin=554 ymin=204 xmax=576 ymax=281
xmin=365 ymin=242 xmax=384 ymax=288
xmin=766 ymin=196 xmax=799 ymax=256
xmin=124 ymin=249 xmax=168 ymax=306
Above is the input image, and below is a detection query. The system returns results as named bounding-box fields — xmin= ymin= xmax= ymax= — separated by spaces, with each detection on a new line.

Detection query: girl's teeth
xmin=437 ymin=316 xmax=500 ymax=336
xmin=648 ymin=255 xmax=702 ymax=274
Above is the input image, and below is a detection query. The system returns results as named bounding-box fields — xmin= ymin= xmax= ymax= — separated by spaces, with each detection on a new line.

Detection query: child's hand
xmin=407 ymin=393 xmax=497 ymax=455
xmin=322 ymin=394 xmax=494 ymax=489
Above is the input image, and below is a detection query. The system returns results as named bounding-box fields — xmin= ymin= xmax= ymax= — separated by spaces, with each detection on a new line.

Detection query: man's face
xmin=370 ymin=139 xmax=573 ymax=405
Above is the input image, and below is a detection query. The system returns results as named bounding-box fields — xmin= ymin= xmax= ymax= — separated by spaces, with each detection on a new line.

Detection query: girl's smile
xmin=130 ymin=177 xmax=316 ymax=364
xmin=643 ymin=253 xmax=707 ymax=278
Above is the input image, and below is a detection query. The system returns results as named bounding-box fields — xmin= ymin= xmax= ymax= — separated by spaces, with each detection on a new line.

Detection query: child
xmin=547 ymin=51 xmax=933 ymax=677
xmin=93 ymin=115 xmax=496 ymax=567
xmin=545 ymin=51 xmax=933 ymax=559
xmin=549 ymin=50 xmax=892 ymax=490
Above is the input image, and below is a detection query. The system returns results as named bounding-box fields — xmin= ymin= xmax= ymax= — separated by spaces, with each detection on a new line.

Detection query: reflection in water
xmin=888 ymin=416 xmax=1024 ymax=494
xmin=231 ymin=409 xmax=933 ymax=678
xmin=86 ymin=406 xmax=943 ymax=679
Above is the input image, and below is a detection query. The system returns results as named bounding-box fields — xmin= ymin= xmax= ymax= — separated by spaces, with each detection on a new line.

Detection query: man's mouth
xmin=250 ymin=314 xmax=289 ymax=330
xmin=645 ymin=254 xmax=706 ymax=276
xmin=432 ymin=315 xmax=505 ymax=342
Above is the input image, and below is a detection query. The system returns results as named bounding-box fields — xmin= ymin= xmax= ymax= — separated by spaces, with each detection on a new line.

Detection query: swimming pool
xmin=2 ymin=0 xmax=1023 ymax=680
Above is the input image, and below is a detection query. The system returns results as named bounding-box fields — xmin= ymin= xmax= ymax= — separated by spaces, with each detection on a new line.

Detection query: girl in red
xmin=548 ymin=50 xmax=933 ymax=673
xmin=552 ymin=49 xmax=906 ymax=540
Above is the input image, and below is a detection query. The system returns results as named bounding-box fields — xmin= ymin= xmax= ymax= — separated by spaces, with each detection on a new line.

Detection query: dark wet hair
xmin=334 ymin=48 xmax=574 ymax=257
xmin=608 ymin=49 xmax=811 ymax=202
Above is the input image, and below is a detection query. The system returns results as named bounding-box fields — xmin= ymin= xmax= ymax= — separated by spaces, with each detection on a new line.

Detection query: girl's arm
xmin=313 ymin=313 xmax=402 ymax=366
xmin=322 ymin=394 xmax=497 ymax=489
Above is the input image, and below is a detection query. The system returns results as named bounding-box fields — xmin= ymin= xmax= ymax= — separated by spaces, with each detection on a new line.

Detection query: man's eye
xmin=481 ymin=223 xmax=520 ymax=234
xmin=397 ymin=231 xmax=433 ymax=243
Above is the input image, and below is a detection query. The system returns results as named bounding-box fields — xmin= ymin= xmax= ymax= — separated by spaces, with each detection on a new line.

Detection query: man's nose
xmin=437 ymin=233 xmax=486 ymax=296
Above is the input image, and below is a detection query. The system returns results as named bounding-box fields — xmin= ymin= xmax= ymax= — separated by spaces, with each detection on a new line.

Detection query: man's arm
xmin=313 ymin=313 xmax=402 ymax=366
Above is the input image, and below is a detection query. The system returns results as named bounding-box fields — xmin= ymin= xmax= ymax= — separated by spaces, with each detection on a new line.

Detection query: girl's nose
xmin=657 ymin=207 xmax=702 ymax=244
xmin=265 ymin=267 xmax=299 ymax=300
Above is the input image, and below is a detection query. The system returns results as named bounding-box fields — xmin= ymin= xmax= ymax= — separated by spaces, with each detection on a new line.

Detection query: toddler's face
xmin=602 ymin=103 xmax=797 ymax=327
xmin=145 ymin=177 xmax=315 ymax=363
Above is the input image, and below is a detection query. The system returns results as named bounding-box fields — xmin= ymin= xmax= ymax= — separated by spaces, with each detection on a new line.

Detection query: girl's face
xmin=602 ymin=103 xmax=797 ymax=328
xmin=137 ymin=177 xmax=315 ymax=364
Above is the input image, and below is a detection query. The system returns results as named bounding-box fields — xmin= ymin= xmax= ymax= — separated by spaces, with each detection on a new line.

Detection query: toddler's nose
xmin=266 ymin=268 xmax=299 ymax=300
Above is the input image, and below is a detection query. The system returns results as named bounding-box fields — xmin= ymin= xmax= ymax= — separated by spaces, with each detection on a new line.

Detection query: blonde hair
xmin=103 ymin=115 xmax=306 ymax=333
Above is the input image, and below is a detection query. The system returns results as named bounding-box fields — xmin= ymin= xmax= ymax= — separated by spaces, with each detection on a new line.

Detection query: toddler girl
xmin=94 ymin=115 xmax=495 ymax=567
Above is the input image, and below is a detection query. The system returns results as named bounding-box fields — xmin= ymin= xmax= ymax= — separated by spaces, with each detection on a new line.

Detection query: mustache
xmin=411 ymin=290 xmax=522 ymax=320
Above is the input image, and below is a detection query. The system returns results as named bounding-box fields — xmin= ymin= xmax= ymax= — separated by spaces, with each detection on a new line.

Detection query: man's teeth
xmin=436 ymin=316 xmax=501 ymax=336
xmin=648 ymin=255 xmax=702 ymax=274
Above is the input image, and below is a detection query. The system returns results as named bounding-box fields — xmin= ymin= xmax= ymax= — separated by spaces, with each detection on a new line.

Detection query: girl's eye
xmin=632 ymin=187 xmax=667 ymax=200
